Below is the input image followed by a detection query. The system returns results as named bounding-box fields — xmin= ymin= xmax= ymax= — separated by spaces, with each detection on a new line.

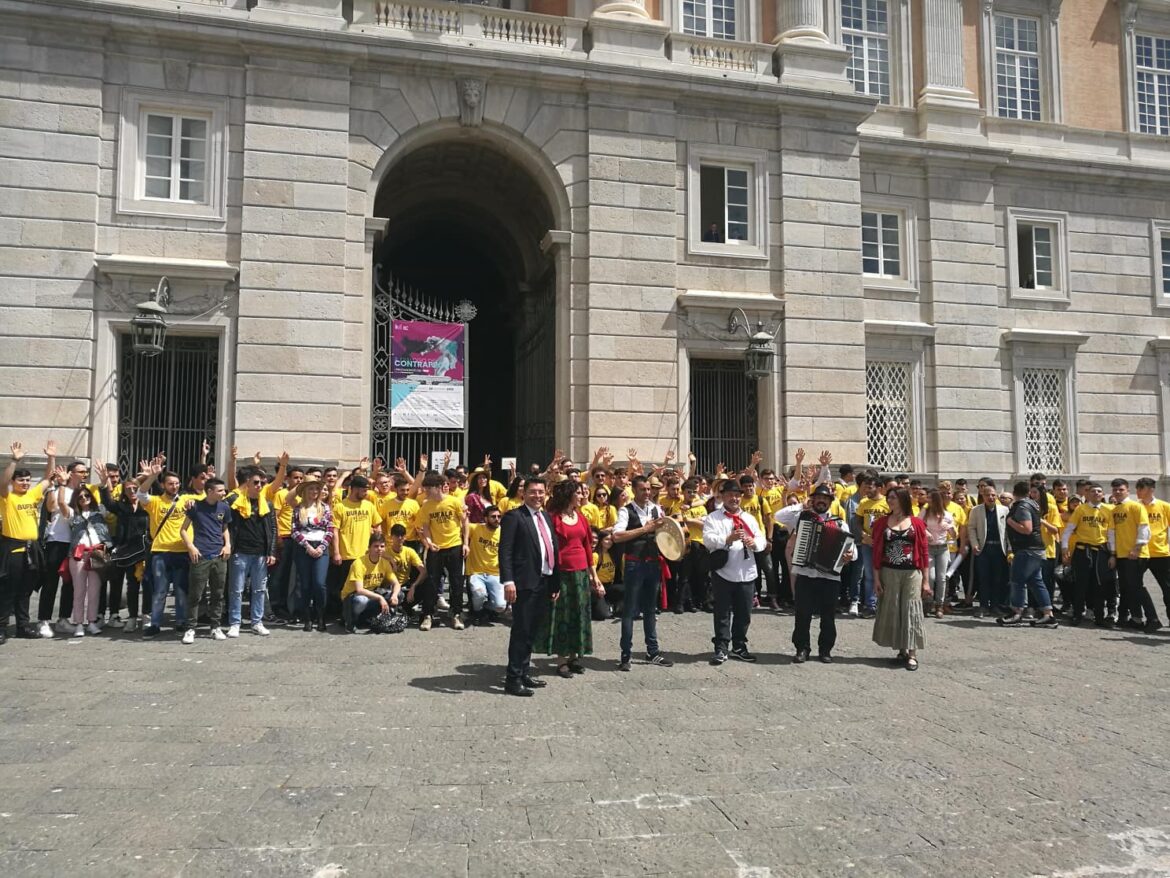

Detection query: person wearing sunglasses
xmin=223 ymin=466 xmax=276 ymax=637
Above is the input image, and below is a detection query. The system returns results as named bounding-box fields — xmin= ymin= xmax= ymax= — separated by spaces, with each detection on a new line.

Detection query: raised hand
xmin=442 ymin=450 xmax=452 ymax=469
xmin=252 ymin=451 xmax=262 ymax=465
xmin=278 ymin=450 xmax=290 ymax=467
xmin=230 ymin=445 xmax=239 ymax=460
xmin=483 ymin=453 xmax=492 ymax=468
xmin=750 ymin=449 xmax=763 ymax=466
xmin=794 ymin=447 xmax=805 ymax=467
xmin=818 ymin=449 xmax=832 ymax=467
xmin=715 ymin=462 xmax=726 ymax=476
xmin=52 ymin=465 xmax=68 ymax=484
xmin=664 ymin=449 xmax=676 ymax=463
xmin=419 ymin=453 xmax=428 ymax=470
xmin=201 ymin=438 xmax=211 ymax=456
xmin=394 ymin=457 xmax=408 ymax=474
xmin=44 ymin=439 xmax=57 ymax=458
xmin=687 ymin=451 xmax=696 ymax=463
xmin=358 ymin=456 xmax=370 ymax=471
xmin=626 ymin=448 xmax=638 ymax=461
xmin=9 ymin=441 xmax=23 ymax=461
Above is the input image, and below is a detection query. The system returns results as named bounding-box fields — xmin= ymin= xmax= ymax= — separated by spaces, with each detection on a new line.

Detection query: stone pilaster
xmin=772 ymin=0 xmax=852 ymax=93
xmin=917 ymin=0 xmax=984 ymax=142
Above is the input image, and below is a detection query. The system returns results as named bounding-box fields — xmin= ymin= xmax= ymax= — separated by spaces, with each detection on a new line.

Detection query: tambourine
xmin=654 ymin=516 xmax=687 ymax=562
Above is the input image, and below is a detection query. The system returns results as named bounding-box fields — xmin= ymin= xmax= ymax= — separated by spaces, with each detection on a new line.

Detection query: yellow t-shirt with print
xmin=376 ymin=494 xmax=421 ymax=539
xmin=1111 ymin=498 xmax=1151 ymax=559
xmin=580 ymin=502 xmax=603 ymax=531
xmin=1142 ymin=499 xmax=1170 ymax=558
xmin=2 ymin=484 xmax=45 ymax=548
xmin=270 ymin=487 xmax=294 ymax=538
xmin=594 ymin=550 xmax=615 ymax=584
xmin=680 ymin=499 xmax=707 ymax=544
xmin=1042 ymin=501 xmax=1063 ymax=559
xmin=385 ymin=544 xmax=423 ymax=585
xmin=740 ymin=492 xmax=772 ymax=535
xmin=413 ymin=495 xmax=464 ymax=550
xmin=143 ymin=493 xmax=198 ymax=553
xmin=856 ymin=496 xmax=890 ymax=540
xmin=341 ymin=554 xmax=397 ymax=601
xmin=466 ymin=523 xmax=500 ymax=576
xmin=332 ymin=498 xmax=383 ymax=561
xmin=835 ymin=482 xmax=859 ymax=503
xmin=1068 ymin=503 xmax=1111 ymax=547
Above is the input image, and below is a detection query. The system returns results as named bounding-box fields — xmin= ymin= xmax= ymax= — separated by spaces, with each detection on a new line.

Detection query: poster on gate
xmin=390 ymin=320 xmax=465 ymax=429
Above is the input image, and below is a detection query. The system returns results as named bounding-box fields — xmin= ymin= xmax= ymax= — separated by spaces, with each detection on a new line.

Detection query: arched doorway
xmin=371 ymin=131 xmax=564 ymax=471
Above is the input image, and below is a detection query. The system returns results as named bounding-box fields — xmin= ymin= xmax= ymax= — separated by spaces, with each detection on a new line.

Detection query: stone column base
xmin=773 ymin=39 xmax=852 ymax=93
xmin=587 ymin=16 xmax=670 ymax=67
xmin=916 ymin=86 xmax=986 ymax=143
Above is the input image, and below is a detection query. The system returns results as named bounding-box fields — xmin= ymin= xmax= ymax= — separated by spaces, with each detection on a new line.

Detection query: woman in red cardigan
xmin=871 ymin=487 xmax=930 ymax=670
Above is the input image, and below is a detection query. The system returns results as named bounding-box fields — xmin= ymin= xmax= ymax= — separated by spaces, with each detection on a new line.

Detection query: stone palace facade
xmin=2 ymin=0 xmax=1170 ymax=479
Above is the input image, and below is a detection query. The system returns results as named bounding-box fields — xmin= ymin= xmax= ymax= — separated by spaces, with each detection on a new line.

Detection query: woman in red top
xmin=871 ymin=487 xmax=931 ymax=671
xmin=536 ymin=478 xmax=603 ymax=678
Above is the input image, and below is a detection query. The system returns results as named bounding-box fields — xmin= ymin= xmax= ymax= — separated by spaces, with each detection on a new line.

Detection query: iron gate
xmin=117 ymin=335 xmax=219 ymax=478
xmin=371 ymin=265 xmax=475 ymax=468
xmin=513 ymin=267 xmax=556 ymax=470
xmin=689 ymin=358 xmax=757 ymax=475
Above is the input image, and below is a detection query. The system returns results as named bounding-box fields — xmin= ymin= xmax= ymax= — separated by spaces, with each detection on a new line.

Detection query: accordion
xmin=792 ymin=516 xmax=855 ymax=575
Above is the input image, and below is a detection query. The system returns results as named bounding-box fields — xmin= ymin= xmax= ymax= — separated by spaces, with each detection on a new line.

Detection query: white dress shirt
xmin=614 ymin=501 xmax=662 ymax=534
xmin=702 ymin=506 xmax=766 ymax=583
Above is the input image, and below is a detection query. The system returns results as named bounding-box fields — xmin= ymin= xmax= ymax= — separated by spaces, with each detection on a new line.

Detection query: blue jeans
xmin=228 ymin=553 xmax=268 ymax=626
xmin=469 ymin=574 xmax=506 ymax=612
xmin=343 ymin=593 xmax=381 ymax=628
xmin=857 ymin=546 xmax=876 ymax=610
xmin=150 ymin=552 xmax=189 ymax=629
xmin=1010 ymin=551 xmax=1052 ymax=610
xmin=294 ymin=542 xmax=328 ymax=615
xmin=620 ymin=559 xmax=661 ymax=659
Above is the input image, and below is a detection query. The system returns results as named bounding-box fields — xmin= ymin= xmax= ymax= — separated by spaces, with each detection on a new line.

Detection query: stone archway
xmin=369 ymin=126 xmax=569 ymax=469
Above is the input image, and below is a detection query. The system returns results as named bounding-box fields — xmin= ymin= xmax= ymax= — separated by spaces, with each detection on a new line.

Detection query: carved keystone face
xmin=461 ymin=80 xmax=482 ymax=107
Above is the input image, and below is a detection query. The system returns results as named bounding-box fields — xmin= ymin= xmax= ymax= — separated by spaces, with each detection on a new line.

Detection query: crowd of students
xmin=1 ymin=440 xmax=1167 ymax=669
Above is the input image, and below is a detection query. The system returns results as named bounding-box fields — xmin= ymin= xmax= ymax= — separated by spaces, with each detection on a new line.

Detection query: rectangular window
xmin=865 ymin=360 xmax=913 ymax=471
xmin=699 ymin=164 xmax=751 ymax=244
xmin=861 ymin=210 xmax=901 ymax=277
xmin=141 ymin=112 xmax=209 ymax=203
xmin=1136 ymin=34 xmax=1170 ymax=135
xmin=842 ymin=0 xmax=891 ymax=104
xmin=994 ymin=13 xmax=1041 ymax=121
xmin=1021 ymin=367 xmax=1066 ymax=472
xmin=682 ymin=0 xmax=736 ymax=40
xmin=1162 ymin=232 xmax=1170 ymax=297
xmin=1016 ymin=222 xmax=1055 ymax=289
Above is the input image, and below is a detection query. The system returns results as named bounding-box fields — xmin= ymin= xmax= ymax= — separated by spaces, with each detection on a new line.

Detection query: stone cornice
xmin=1003 ymin=328 xmax=1089 ymax=346
xmin=95 ymin=254 xmax=239 ymax=282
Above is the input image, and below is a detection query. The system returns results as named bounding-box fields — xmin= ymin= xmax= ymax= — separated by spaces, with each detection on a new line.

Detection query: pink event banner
xmin=390 ymin=321 xmax=465 ymax=429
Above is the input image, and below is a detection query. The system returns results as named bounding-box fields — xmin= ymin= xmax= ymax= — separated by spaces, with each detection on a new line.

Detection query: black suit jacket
xmin=500 ymin=506 xmax=557 ymax=590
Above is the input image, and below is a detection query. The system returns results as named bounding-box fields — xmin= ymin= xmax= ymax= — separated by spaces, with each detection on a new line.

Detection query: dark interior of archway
xmin=379 ymin=218 xmax=515 ymax=467
xmin=373 ymin=138 xmax=557 ymax=469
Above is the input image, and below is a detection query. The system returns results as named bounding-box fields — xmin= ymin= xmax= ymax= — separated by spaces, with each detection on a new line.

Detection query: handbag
xmin=87 ymin=546 xmax=108 ymax=572
xmin=706 ymin=548 xmax=730 ymax=573
xmin=111 ymin=534 xmax=150 ymax=568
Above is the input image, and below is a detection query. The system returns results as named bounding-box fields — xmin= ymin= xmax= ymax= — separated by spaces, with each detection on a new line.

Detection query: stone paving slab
xmin=3 ymin=608 xmax=1170 ymax=876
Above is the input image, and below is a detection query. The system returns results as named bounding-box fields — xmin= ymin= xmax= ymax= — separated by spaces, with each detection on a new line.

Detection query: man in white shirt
xmin=775 ymin=484 xmax=854 ymax=663
xmin=702 ymin=481 xmax=766 ymax=664
xmin=613 ymin=475 xmax=674 ymax=672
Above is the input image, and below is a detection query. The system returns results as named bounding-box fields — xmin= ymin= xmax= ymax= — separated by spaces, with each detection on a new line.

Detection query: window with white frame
xmin=117 ymin=91 xmax=227 ymax=221
xmin=688 ymin=145 xmax=768 ymax=258
xmin=1007 ymin=208 xmax=1069 ymax=301
xmin=861 ymin=210 xmax=901 ymax=278
xmin=1136 ymin=34 xmax=1170 ymax=135
xmin=841 ymin=0 xmax=891 ymax=104
xmin=681 ymin=0 xmax=737 ymax=40
xmin=1153 ymin=221 xmax=1170 ymax=307
xmin=865 ymin=359 xmax=914 ymax=471
xmin=994 ymin=13 xmax=1042 ymax=120
xmin=1020 ymin=366 xmax=1068 ymax=472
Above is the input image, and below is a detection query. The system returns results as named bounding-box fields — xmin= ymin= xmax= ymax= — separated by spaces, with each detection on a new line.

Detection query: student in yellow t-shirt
xmin=413 ymin=471 xmax=469 ymax=631
xmin=737 ymin=474 xmax=776 ymax=603
xmin=385 ymin=523 xmax=426 ymax=604
xmin=593 ymin=531 xmax=617 ymax=616
xmin=377 ymin=473 xmax=422 ymax=543
xmin=1 ymin=440 xmax=57 ymax=637
xmin=853 ymin=474 xmax=889 ymax=613
xmin=1107 ymin=478 xmax=1159 ymax=629
xmin=341 ymin=533 xmax=399 ymax=631
xmin=328 ymin=475 xmax=384 ymax=622
xmin=466 ymin=506 xmax=505 ymax=624
xmin=1060 ymin=482 xmax=1114 ymax=624
xmin=1137 ymin=477 xmax=1170 ymax=619
xmin=137 ymin=462 xmax=201 ymax=634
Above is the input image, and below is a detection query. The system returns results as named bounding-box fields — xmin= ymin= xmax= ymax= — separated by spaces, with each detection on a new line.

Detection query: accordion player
xmin=792 ymin=513 xmax=856 ymax=575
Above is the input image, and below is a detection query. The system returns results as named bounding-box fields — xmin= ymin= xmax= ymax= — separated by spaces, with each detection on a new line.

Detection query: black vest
xmin=623 ymin=503 xmax=660 ymax=562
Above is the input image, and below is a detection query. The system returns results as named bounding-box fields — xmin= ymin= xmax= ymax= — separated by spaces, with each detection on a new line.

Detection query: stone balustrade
xmin=667 ymin=33 xmax=774 ymax=76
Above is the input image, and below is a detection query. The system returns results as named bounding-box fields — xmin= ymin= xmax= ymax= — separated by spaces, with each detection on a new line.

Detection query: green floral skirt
xmin=536 ymin=569 xmax=593 ymax=657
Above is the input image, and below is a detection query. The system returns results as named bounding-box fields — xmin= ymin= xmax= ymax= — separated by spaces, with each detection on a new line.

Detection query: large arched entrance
xmin=370 ymin=130 xmax=565 ymax=470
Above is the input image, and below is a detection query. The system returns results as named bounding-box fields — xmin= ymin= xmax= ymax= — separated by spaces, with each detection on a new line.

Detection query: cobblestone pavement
xmin=2 ymin=607 xmax=1170 ymax=877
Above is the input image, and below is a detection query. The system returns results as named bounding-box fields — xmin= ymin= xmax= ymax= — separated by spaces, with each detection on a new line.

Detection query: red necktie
xmin=534 ymin=511 xmax=554 ymax=572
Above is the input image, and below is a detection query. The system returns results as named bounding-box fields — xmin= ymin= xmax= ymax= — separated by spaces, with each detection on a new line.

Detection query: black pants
xmin=269 ymin=536 xmax=295 ymax=616
xmin=711 ymin=573 xmax=753 ymax=653
xmin=1117 ymin=557 xmax=1158 ymax=623
xmin=753 ymin=549 xmax=777 ymax=598
xmin=424 ymin=546 xmax=464 ymax=616
xmin=38 ymin=541 xmax=72 ymax=622
xmin=506 ymin=577 xmax=549 ymax=682
xmin=792 ymin=574 xmax=838 ymax=656
xmin=1073 ymin=544 xmax=1115 ymax=620
xmin=325 ymin=558 xmax=354 ymax=621
xmin=1147 ymin=557 xmax=1170 ymax=617
xmin=666 ymin=559 xmax=691 ymax=610
xmin=99 ymin=566 xmax=141 ymax=618
xmin=684 ymin=542 xmax=709 ymax=608
xmin=771 ymin=532 xmax=792 ymax=602
xmin=1 ymin=550 xmax=37 ymax=628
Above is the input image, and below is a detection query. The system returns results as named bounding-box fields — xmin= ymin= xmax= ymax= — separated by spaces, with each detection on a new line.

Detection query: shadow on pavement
xmin=408 ymin=663 xmax=505 ymax=695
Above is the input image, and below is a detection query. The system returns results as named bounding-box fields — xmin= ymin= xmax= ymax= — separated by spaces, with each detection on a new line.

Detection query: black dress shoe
xmin=522 ymin=676 xmax=547 ymax=688
xmin=819 ymin=654 xmax=833 ymax=664
xmin=793 ymin=650 xmax=809 ymax=664
xmin=0 ymin=629 xmax=7 ymax=645
xmin=15 ymin=624 xmax=39 ymax=639
xmin=505 ymin=680 xmax=534 ymax=697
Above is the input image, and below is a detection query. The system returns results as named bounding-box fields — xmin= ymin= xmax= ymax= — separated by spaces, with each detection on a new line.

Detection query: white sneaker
xmin=123 ymin=618 xmax=138 ymax=634
xmin=1107 ymin=611 xmax=1118 ymax=623
xmin=211 ymin=627 xmax=227 ymax=641
xmin=72 ymin=624 xmax=85 ymax=638
xmin=253 ymin=623 xmax=270 ymax=636
xmin=86 ymin=622 xmax=101 ymax=636
xmin=436 ymin=596 xmax=450 ymax=611
xmin=419 ymin=615 xmax=432 ymax=632
xmin=181 ymin=628 xmax=196 ymax=645
xmin=55 ymin=617 xmax=73 ymax=634
xmin=451 ymin=615 xmax=465 ymax=631
xmin=38 ymin=621 xmax=54 ymax=639
xmin=848 ymin=601 xmax=859 ymax=618
xmin=226 ymin=624 xmax=240 ymax=638
xmin=106 ymin=614 xmax=124 ymax=628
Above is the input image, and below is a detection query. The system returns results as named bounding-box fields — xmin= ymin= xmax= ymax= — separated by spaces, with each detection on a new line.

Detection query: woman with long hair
xmin=497 ymin=476 xmax=524 ymax=514
xmin=63 ymin=485 xmax=112 ymax=637
xmin=920 ymin=489 xmax=956 ymax=618
xmin=871 ymin=487 xmax=930 ymax=670
xmin=537 ymin=478 xmax=603 ymax=678
xmin=290 ymin=478 xmax=334 ymax=632
xmin=464 ymin=469 xmax=493 ymax=524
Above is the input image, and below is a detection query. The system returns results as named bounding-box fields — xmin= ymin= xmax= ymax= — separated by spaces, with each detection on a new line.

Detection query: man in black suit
xmin=500 ymin=477 xmax=557 ymax=696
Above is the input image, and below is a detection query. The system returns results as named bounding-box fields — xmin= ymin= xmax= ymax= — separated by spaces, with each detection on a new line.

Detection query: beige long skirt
xmin=871 ymin=567 xmax=927 ymax=651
